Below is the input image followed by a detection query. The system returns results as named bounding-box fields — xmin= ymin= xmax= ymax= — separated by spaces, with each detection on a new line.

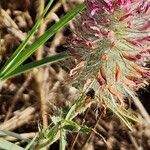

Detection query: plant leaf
xmin=80 ymin=126 xmax=91 ymax=133
xmin=59 ymin=129 xmax=66 ymax=150
xmin=0 ymin=0 xmax=54 ymax=77
xmin=0 ymin=130 xmax=30 ymax=143
xmin=0 ymin=3 xmax=85 ymax=80
xmin=0 ymin=139 xmax=24 ymax=150
xmin=24 ymin=134 xmax=37 ymax=150
xmin=64 ymin=104 xmax=77 ymax=120
xmin=2 ymin=52 xmax=69 ymax=80
xmin=64 ymin=120 xmax=81 ymax=131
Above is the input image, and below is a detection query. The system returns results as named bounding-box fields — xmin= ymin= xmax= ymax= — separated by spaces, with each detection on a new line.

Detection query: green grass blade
xmin=63 ymin=120 xmax=81 ymax=131
xmin=0 ymin=130 xmax=30 ymax=143
xmin=107 ymin=104 xmax=132 ymax=130
xmin=0 ymin=3 xmax=85 ymax=79
xmin=0 ymin=0 xmax=54 ymax=77
xmin=0 ymin=139 xmax=24 ymax=150
xmin=59 ymin=129 xmax=66 ymax=150
xmin=2 ymin=52 xmax=69 ymax=80
xmin=24 ymin=134 xmax=37 ymax=150
xmin=65 ymin=104 xmax=76 ymax=120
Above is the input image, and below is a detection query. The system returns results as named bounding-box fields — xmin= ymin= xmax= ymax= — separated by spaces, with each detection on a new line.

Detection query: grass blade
xmin=2 ymin=52 xmax=69 ymax=80
xmin=0 ymin=3 xmax=85 ymax=79
xmin=24 ymin=134 xmax=37 ymax=150
xmin=59 ymin=129 xmax=66 ymax=150
xmin=0 ymin=130 xmax=30 ymax=143
xmin=0 ymin=139 xmax=24 ymax=150
xmin=0 ymin=0 xmax=54 ymax=77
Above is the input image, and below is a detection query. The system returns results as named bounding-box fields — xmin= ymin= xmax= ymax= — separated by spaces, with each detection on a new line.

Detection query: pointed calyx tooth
xmin=119 ymin=13 xmax=133 ymax=21
xmin=69 ymin=61 xmax=86 ymax=77
xmin=124 ymin=75 xmax=148 ymax=90
xmin=122 ymin=52 xmax=141 ymax=62
xmin=99 ymin=66 xmax=107 ymax=84
xmin=125 ymin=75 xmax=141 ymax=82
xmin=96 ymin=74 xmax=105 ymax=86
xmin=115 ymin=63 xmax=121 ymax=82
xmin=123 ymin=77 xmax=139 ymax=90
xmin=107 ymin=84 xmax=124 ymax=106
xmin=131 ymin=64 xmax=150 ymax=78
xmin=124 ymin=38 xmax=143 ymax=47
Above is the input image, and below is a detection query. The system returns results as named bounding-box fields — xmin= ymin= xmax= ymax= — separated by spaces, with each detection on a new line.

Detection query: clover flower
xmin=68 ymin=0 xmax=150 ymax=108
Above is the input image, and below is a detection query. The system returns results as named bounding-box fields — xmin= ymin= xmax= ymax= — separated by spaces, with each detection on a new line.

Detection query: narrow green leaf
xmin=116 ymin=107 xmax=138 ymax=122
xmin=35 ymin=125 xmax=59 ymax=149
xmin=80 ymin=126 xmax=91 ymax=133
xmin=65 ymin=104 xmax=77 ymax=120
xmin=0 ymin=130 xmax=30 ymax=143
xmin=64 ymin=120 xmax=81 ymax=132
xmin=47 ymin=125 xmax=59 ymax=140
xmin=63 ymin=120 xmax=91 ymax=133
xmin=24 ymin=134 xmax=37 ymax=150
xmin=63 ymin=125 xmax=79 ymax=131
xmin=0 ymin=139 xmax=24 ymax=150
xmin=2 ymin=52 xmax=69 ymax=80
xmin=59 ymin=129 xmax=66 ymax=150
xmin=0 ymin=3 xmax=85 ymax=79
xmin=0 ymin=0 xmax=54 ymax=77
xmin=107 ymin=104 xmax=132 ymax=130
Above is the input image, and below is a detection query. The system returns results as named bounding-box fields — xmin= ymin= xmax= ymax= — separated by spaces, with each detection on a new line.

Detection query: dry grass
xmin=0 ymin=0 xmax=150 ymax=149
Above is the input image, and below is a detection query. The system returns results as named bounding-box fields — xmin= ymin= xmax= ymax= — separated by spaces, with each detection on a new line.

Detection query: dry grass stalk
xmin=4 ymin=74 xmax=32 ymax=121
xmin=0 ymin=9 xmax=27 ymax=41
xmin=0 ymin=106 xmax=35 ymax=130
xmin=35 ymin=0 xmax=48 ymax=129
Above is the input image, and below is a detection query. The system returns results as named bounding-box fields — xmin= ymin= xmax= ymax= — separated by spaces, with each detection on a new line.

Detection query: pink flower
xmin=68 ymin=0 xmax=150 ymax=107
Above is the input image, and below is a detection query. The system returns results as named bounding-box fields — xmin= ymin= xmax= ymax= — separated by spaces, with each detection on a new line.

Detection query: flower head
xmin=68 ymin=0 xmax=150 ymax=108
